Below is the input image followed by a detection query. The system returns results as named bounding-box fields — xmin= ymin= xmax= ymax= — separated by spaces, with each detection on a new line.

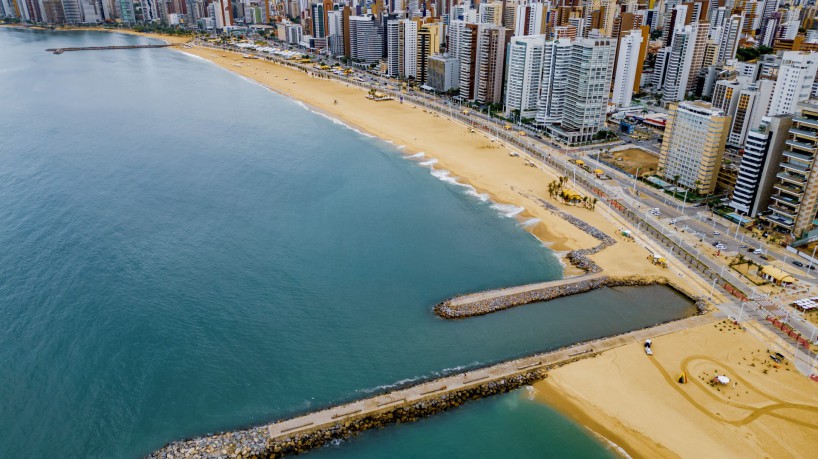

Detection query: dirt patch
xmin=601 ymin=148 xmax=659 ymax=176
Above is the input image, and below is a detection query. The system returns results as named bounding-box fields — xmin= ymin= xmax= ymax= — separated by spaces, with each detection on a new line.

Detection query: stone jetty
xmin=434 ymin=274 xmax=704 ymax=319
xmin=147 ymin=314 xmax=713 ymax=459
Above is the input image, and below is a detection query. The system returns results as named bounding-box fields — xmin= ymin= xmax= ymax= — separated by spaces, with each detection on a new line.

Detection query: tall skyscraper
xmin=349 ymin=15 xmax=382 ymax=64
xmin=730 ymin=115 xmax=793 ymax=217
xmin=417 ymin=23 xmax=441 ymax=85
xmin=716 ymin=14 xmax=744 ymax=64
xmin=504 ymin=34 xmax=546 ymax=118
xmin=474 ymin=23 xmax=508 ymax=105
xmin=456 ymin=22 xmax=479 ymax=100
xmin=659 ymin=101 xmax=732 ymax=195
xmin=767 ymin=51 xmax=818 ymax=117
xmin=398 ymin=19 xmax=418 ymax=79
xmin=535 ymin=37 xmax=572 ymax=125
xmin=611 ymin=29 xmax=644 ymax=108
xmin=662 ymin=22 xmax=709 ymax=101
xmin=760 ymin=104 xmax=818 ymax=237
xmin=546 ymin=38 xmax=616 ymax=145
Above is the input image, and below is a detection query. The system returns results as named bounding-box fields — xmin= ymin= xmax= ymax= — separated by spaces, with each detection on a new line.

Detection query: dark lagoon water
xmin=0 ymin=28 xmax=694 ymax=458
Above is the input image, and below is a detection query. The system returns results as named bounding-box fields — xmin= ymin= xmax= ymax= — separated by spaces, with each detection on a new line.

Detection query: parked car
xmin=713 ymin=231 xmax=721 ymax=235
xmin=753 ymin=249 xmax=764 ymax=254
xmin=760 ymin=255 xmax=769 ymax=260
xmin=793 ymin=260 xmax=804 ymax=267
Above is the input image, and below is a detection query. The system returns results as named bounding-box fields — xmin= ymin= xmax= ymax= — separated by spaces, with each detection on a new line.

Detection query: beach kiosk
xmin=759 ymin=265 xmax=796 ymax=286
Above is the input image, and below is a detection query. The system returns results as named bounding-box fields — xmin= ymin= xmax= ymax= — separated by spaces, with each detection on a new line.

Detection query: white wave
xmin=355 ymin=375 xmax=425 ymax=394
xmin=520 ymin=218 xmax=541 ymax=227
xmin=178 ymin=51 xmax=209 ymax=62
xmin=462 ymin=184 xmax=490 ymax=202
xmin=491 ymin=203 xmax=525 ymax=218
xmin=419 ymin=158 xmax=439 ymax=166
xmin=431 ymin=169 xmax=462 ymax=186
xmin=406 ymin=152 xmax=426 ymax=159
xmin=397 ymin=145 xmax=406 ymax=150
xmin=293 ymin=100 xmax=376 ymax=138
xmin=354 ymin=362 xmax=484 ymax=395
xmin=524 ymin=385 xmax=538 ymax=400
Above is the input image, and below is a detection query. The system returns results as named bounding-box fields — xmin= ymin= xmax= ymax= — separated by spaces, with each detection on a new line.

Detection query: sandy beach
xmin=536 ymin=321 xmax=818 ymax=458
xmin=169 ymin=43 xmax=691 ymax=283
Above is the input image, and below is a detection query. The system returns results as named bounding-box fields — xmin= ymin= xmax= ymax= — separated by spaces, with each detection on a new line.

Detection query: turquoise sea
xmin=0 ymin=29 xmax=693 ymax=458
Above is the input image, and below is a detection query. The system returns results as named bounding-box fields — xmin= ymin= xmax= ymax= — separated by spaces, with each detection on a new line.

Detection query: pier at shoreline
xmin=46 ymin=44 xmax=172 ymax=54
xmin=148 ymin=314 xmax=714 ymax=459
xmin=435 ymin=274 xmax=706 ymax=319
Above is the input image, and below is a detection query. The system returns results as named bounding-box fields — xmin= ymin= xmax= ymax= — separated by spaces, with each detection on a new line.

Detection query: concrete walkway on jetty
xmin=45 ymin=44 xmax=172 ymax=54
xmin=268 ymin=313 xmax=710 ymax=437
xmin=447 ymin=273 xmax=605 ymax=307
xmin=150 ymin=313 xmax=714 ymax=459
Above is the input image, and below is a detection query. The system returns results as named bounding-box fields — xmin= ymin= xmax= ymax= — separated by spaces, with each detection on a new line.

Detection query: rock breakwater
xmin=527 ymin=195 xmax=616 ymax=274
xmin=435 ymin=275 xmax=706 ymax=319
xmin=148 ymin=371 xmax=545 ymax=459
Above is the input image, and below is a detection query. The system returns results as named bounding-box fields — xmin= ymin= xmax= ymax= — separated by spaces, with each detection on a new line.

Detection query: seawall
xmin=147 ymin=314 xmax=713 ymax=459
xmin=434 ymin=274 xmax=707 ymax=319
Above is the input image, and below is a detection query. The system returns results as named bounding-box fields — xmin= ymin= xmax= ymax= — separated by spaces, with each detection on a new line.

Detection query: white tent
xmin=716 ymin=375 xmax=730 ymax=385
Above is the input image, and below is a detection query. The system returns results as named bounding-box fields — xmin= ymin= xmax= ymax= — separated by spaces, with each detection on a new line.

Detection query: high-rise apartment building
xmin=456 ymin=22 xmax=479 ymax=99
xmin=474 ymin=23 xmax=508 ymax=105
xmin=716 ymin=14 xmax=744 ymax=64
xmin=659 ymin=101 xmax=732 ymax=195
xmin=546 ymin=38 xmax=616 ymax=145
xmin=399 ymin=19 xmax=418 ymax=79
xmin=611 ymin=29 xmax=644 ymax=107
xmin=662 ymin=22 xmax=709 ymax=101
xmin=535 ymin=37 xmax=572 ymax=125
xmin=767 ymin=51 xmax=818 ymax=117
xmin=349 ymin=15 xmax=383 ymax=64
xmin=730 ymin=115 xmax=793 ymax=217
xmin=761 ymin=104 xmax=818 ymax=237
xmin=417 ymin=23 xmax=441 ymax=85
xmin=504 ymin=34 xmax=546 ymax=118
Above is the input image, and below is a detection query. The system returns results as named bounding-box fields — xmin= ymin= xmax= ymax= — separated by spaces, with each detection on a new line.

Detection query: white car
xmin=713 ymin=231 xmax=720 ymax=235
xmin=716 ymin=244 xmax=726 ymax=250
xmin=753 ymin=249 xmax=764 ymax=254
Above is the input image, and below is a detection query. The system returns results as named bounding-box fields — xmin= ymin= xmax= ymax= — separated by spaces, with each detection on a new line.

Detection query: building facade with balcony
xmin=729 ymin=115 xmax=793 ymax=217
xmin=761 ymin=103 xmax=818 ymax=237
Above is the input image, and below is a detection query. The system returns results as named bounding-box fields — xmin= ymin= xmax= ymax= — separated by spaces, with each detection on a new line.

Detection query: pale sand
xmin=536 ymin=321 xmax=818 ymax=458
xmin=172 ymin=44 xmax=690 ymax=283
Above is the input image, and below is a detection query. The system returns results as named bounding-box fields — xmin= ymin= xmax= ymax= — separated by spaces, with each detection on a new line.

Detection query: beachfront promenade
xmin=149 ymin=314 xmax=713 ymax=459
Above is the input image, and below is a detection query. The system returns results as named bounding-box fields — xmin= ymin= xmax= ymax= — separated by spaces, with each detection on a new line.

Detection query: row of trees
xmin=547 ymin=176 xmax=598 ymax=210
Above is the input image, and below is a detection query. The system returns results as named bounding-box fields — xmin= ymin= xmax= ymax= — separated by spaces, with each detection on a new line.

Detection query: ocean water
xmin=0 ymin=29 xmax=693 ymax=458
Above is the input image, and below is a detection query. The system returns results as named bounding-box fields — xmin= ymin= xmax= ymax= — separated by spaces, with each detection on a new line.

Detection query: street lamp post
xmin=632 ymin=167 xmax=641 ymax=194
xmin=807 ymin=243 xmax=818 ymax=272
xmin=734 ymin=211 xmax=743 ymax=238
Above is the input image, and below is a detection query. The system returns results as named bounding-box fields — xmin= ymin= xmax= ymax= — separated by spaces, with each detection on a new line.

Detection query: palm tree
xmin=591 ymin=197 xmax=598 ymax=211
